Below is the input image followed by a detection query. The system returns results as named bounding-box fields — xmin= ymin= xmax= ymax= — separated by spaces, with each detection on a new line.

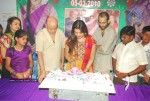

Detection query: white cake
xmin=40 ymin=69 xmax=115 ymax=93
xmin=39 ymin=69 xmax=115 ymax=101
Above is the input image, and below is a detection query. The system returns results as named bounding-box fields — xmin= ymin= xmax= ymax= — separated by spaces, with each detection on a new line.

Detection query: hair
xmin=14 ymin=29 xmax=28 ymax=44
xmin=142 ymin=26 xmax=150 ymax=34
xmin=26 ymin=0 xmax=35 ymax=45
xmin=98 ymin=12 xmax=109 ymax=21
xmin=120 ymin=26 xmax=135 ymax=38
xmin=4 ymin=16 xmax=21 ymax=33
xmin=68 ymin=20 xmax=88 ymax=53
xmin=0 ymin=24 xmax=3 ymax=36
xmin=0 ymin=24 xmax=3 ymax=29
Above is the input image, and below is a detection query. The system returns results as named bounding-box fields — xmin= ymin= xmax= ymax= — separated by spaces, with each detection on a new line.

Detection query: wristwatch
xmin=29 ymin=66 xmax=33 ymax=70
xmin=11 ymin=71 xmax=17 ymax=76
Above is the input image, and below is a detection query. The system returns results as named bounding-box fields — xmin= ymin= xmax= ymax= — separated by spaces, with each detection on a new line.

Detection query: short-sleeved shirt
xmin=112 ymin=41 xmax=148 ymax=82
xmin=138 ymin=41 xmax=150 ymax=76
xmin=36 ymin=28 xmax=66 ymax=72
xmin=6 ymin=45 xmax=32 ymax=72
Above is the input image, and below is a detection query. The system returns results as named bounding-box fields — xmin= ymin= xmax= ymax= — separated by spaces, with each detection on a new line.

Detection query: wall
xmin=0 ymin=0 xmax=16 ymax=31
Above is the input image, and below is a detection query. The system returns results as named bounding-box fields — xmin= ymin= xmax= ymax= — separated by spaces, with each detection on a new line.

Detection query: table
xmin=0 ymin=79 xmax=150 ymax=101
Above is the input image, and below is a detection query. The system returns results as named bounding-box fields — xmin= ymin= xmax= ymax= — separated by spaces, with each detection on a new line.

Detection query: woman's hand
xmin=83 ymin=68 xmax=89 ymax=73
xmin=70 ymin=60 xmax=76 ymax=68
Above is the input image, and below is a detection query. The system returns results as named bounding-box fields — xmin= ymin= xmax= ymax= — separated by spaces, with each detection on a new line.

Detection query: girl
xmin=5 ymin=29 xmax=33 ymax=79
xmin=65 ymin=20 xmax=96 ymax=72
xmin=0 ymin=16 xmax=21 ymax=78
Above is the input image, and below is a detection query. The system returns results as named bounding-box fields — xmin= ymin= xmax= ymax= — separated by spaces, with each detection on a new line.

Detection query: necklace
xmin=14 ymin=46 xmax=23 ymax=51
xmin=77 ymin=37 xmax=85 ymax=43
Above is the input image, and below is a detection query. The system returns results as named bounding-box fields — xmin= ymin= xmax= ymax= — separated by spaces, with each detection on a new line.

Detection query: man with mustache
xmin=92 ymin=12 xmax=116 ymax=78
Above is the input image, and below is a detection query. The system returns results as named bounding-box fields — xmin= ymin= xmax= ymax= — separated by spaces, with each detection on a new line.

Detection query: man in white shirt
xmin=36 ymin=16 xmax=66 ymax=83
xmin=112 ymin=26 xmax=148 ymax=84
xmin=138 ymin=26 xmax=150 ymax=85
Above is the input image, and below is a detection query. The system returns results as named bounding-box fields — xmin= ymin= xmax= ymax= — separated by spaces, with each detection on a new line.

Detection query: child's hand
xmin=23 ymin=69 xmax=32 ymax=79
xmin=16 ymin=73 xmax=24 ymax=79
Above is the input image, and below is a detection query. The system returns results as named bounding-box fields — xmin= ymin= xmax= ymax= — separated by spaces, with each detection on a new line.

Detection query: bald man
xmin=36 ymin=16 xmax=66 ymax=83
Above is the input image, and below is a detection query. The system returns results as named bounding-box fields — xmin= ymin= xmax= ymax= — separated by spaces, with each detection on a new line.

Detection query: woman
xmin=65 ymin=20 xmax=96 ymax=72
xmin=0 ymin=16 xmax=21 ymax=78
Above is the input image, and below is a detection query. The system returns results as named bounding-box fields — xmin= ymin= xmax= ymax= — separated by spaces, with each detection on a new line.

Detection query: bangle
xmin=11 ymin=71 xmax=17 ymax=76
xmin=29 ymin=66 xmax=33 ymax=70
xmin=127 ymin=73 xmax=130 ymax=77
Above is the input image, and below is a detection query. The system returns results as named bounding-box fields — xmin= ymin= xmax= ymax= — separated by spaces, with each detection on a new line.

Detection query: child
xmin=138 ymin=26 xmax=150 ymax=85
xmin=5 ymin=29 xmax=33 ymax=79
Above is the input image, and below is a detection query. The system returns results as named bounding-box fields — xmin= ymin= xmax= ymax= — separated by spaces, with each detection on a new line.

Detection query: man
xmin=92 ymin=12 xmax=116 ymax=75
xmin=65 ymin=9 xmax=79 ymax=37
xmin=138 ymin=26 xmax=150 ymax=85
xmin=36 ymin=16 xmax=66 ymax=83
xmin=112 ymin=26 xmax=148 ymax=84
xmin=79 ymin=9 xmax=89 ymax=23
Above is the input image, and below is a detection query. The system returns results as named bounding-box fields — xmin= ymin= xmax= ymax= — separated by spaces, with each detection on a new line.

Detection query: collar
xmin=121 ymin=40 xmax=135 ymax=46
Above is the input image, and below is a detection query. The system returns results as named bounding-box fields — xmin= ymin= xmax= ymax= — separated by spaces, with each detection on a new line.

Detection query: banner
xmin=17 ymin=0 xmax=129 ymax=47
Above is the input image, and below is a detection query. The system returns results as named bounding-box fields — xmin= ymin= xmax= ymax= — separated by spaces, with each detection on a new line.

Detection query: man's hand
xmin=60 ymin=63 xmax=64 ymax=71
xmin=38 ymin=70 xmax=46 ymax=83
xmin=115 ymin=70 xmax=127 ymax=79
xmin=144 ymin=74 xmax=150 ymax=83
xmin=117 ymin=72 xmax=128 ymax=79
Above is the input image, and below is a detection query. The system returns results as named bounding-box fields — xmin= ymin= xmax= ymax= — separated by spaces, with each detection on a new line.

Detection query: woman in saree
xmin=65 ymin=20 xmax=96 ymax=72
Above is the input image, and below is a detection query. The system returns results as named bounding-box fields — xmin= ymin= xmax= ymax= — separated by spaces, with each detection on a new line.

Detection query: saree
xmin=20 ymin=3 xmax=57 ymax=51
xmin=21 ymin=3 xmax=57 ymax=36
xmin=0 ymin=33 xmax=15 ymax=49
xmin=0 ymin=32 xmax=15 ymax=78
xmin=66 ymin=35 xmax=95 ymax=72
